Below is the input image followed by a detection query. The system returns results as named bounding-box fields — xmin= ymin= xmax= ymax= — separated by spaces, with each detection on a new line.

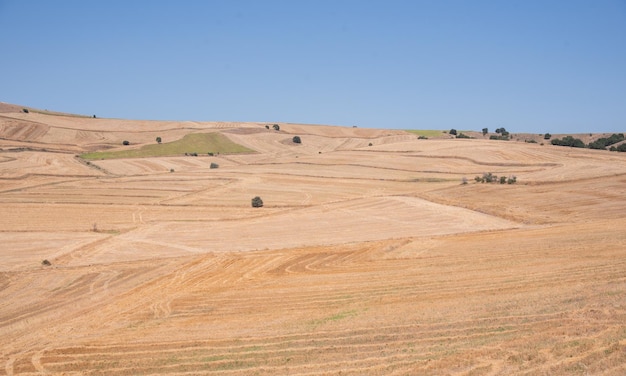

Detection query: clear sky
xmin=1 ymin=1 xmax=625 ymax=133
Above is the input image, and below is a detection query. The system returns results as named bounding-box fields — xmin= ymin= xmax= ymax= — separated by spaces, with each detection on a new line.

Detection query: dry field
xmin=1 ymin=105 xmax=625 ymax=375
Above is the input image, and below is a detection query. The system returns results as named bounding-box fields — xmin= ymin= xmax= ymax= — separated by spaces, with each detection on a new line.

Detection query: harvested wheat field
xmin=1 ymin=105 xmax=625 ymax=375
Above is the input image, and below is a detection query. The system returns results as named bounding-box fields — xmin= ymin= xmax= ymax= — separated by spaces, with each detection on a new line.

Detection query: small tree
xmin=122 ymin=140 xmax=130 ymax=145
xmin=449 ymin=129 xmax=457 ymax=136
xmin=292 ymin=136 xmax=301 ymax=144
xmin=544 ymin=133 xmax=551 ymax=140
xmin=482 ymin=128 xmax=488 ymax=136
xmin=272 ymin=124 xmax=280 ymax=131
xmin=251 ymin=196 xmax=263 ymax=208
xmin=156 ymin=137 xmax=162 ymax=144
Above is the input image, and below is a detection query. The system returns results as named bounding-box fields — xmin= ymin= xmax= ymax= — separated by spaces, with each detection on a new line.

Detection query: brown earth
xmin=0 ymin=105 xmax=625 ymax=375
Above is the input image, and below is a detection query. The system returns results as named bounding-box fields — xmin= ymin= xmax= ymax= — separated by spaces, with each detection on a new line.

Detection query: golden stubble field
xmin=1 ymin=105 xmax=625 ymax=375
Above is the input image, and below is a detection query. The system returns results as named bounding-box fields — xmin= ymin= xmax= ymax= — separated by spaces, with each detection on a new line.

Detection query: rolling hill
xmin=1 ymin=103 xmax=625 ymax=375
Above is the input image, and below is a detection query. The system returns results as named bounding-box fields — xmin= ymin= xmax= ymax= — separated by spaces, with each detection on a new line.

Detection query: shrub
xmin=368 ymin=142 xmax=373 ymax=146
xmin=251 ymin=196 xmax=263 ymax=208
xmin=292 ymin=136 xmax=301 ymax=144
xmin=617 ymin=144 xmax=626 ymax=152
xmin=22 ymin=108 xmax=29 ymax=113
xmin=272 ymin=124 xmax=280 ymax=131
xmin=482 ymin=128 xmax=488 ymax=136
xmin=418 ymin=136 xmax=428 ymax=139
xmin=526 ymin=139 xmax=537 ymax=143
xmin=544 ymin=133 xmax=552 ymax=140
xmin=170 ymin=168 xmax=175 ymax=173
xmin=461 ymin=177 xmax=468 ymax=185
xmin=265 ymin=125 xmax=270 ymax=129
xmin=449 ymin=129 xmax=457 ymax=136
xmin=507 ymin=175 xmax=517 ymax=184
xmin=210 ymin=162 xmax=219 ymax=169
xmin=41 ymin=259 xmax=51 ymax=266
xmin=208 ymin=152 xmax=214 ymax=156
xmin=156 ymin=137 xmax=162 ymax=144
xmin=499 ymin=176 xmax=507 ymax=184
xmin=456 ymin=133 xmax=471 ymax=139
xmin=122 ymin=140 xmax=130 ymax=145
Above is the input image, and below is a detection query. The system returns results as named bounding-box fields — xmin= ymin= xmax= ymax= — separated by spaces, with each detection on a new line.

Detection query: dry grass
xmin=0 ymin=107 xmax=625 ymax=375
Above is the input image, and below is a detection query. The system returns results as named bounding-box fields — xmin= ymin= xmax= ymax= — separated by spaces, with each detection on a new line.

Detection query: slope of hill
xmin=0 ymin=105 xmax=625 ymax=375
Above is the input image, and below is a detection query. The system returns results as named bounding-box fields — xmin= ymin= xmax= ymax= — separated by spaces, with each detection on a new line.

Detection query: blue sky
xmin=1 ymin=1 xmax=625 ymax=133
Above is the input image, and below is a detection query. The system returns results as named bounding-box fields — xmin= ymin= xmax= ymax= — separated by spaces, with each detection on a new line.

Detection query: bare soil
xmin=1 ymin=107 xmax=625 ymax=375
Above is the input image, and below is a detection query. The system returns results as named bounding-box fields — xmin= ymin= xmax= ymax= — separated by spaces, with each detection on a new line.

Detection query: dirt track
xmin=0 ymin=108 xmax=625 ymax=375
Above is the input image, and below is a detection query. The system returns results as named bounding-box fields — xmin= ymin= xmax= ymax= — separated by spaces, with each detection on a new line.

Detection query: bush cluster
xmin=489 ymin=135 xmax=509 ymax=141
xmin=610 ymin=144 xmax=626 ymax=152
xmin=550 ymin=133 xmax=626 ymax=151
xmin=551 ymin=136 xmax=585 ymax=148
xmin=474 ymin=172 xmax=517 ymax=184
xmin=588 ymin=133 xmax=625 ymax=150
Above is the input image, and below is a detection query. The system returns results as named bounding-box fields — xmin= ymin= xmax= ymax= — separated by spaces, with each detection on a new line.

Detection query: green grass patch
xmin=80 ymin=133 xmax=255 ymax=160
xmin=405 ymin=129 xmax=448 ymax=137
